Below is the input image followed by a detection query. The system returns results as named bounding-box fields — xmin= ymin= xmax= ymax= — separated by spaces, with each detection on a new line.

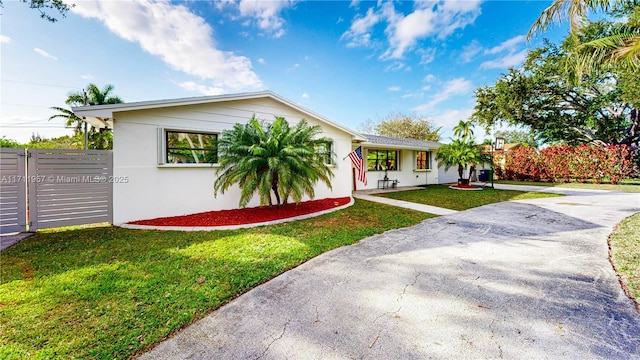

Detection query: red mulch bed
xmin=128 ymin=197 xmax=351 ymax=227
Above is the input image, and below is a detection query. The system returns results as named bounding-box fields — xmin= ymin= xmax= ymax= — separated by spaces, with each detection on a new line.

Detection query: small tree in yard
xmin=436 ymin=138 xmax=483 ymax=183
xmin=214 ymin=116 xmax=334 ymax=208
xmin=436 ymin=120 xmax=483 ymax=185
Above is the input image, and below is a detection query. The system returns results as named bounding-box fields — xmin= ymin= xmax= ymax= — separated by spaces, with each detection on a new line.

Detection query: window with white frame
xmin=165 ymin=130 xmax=218 ymax=164
xmin=416 ymin=150 xmax=432 ymax=170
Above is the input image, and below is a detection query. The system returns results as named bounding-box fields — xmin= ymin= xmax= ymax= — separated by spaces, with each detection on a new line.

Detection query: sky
xmin=1 ymin=0 xmax=567 ymax=143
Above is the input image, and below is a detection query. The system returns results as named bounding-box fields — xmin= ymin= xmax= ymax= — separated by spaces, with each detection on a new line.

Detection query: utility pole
xmin=492 ymin=137 xmax=505 ymax=188
xmin=83 ymin=89 xmax=88 ymax=150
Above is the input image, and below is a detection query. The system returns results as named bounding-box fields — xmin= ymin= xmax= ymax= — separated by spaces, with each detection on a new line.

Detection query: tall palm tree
xmin=49 ymin=106 xmax=83 ymax=133
xmin=528 ymin=0 xmax=639 ymax=72
xmin=452 ymin=120 xmax=475 ymax=141
xmin=66 ymin=83 xmax=123 ymax=107
xmin=50 ymin=83 xmax=122 ymax=149
xmin=214 ymin=116 xmax=334 ymax=208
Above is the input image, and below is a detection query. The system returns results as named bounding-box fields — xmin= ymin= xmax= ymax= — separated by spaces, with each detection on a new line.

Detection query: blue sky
xmin=1 ymin=0 xmax=567 ymax=143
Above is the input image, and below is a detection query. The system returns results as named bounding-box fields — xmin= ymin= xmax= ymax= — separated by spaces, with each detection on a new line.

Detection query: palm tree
xmin=528 ymin=0 xmax=639 ymax=72
xmin=50 ymin=83 xmax=122 ymax=149
xmin=214 ymin=116 xmax=334 ymax=208
xmin=49 ymin=106 xmax=83 ymax=133
xmin=66 ymin=83 xmax=123 ymax=107
xmin=436 ymin=139 xmax=483 ymax=182
xmin=452 ymin=120 xmax=475 ymax=141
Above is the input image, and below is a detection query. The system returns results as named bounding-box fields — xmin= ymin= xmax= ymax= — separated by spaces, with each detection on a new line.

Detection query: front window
xmin=367 ymin=149 xmax=399 ymax=171
xmin=315 ymin=141 xmax=333 ymax=165
xmin=166 ymin=131 xmax=217 ymax=164
xmin=416 ymin=151 xmax=432 ymax=170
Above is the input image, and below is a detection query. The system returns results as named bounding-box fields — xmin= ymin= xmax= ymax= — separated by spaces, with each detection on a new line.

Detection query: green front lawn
xmin=0 ymin=200 xmax=433 ymax=359
xmin=609 ymin=213 xmax=640 ymax=309
xmin=377 ymin=185 xmax=563 ymax=211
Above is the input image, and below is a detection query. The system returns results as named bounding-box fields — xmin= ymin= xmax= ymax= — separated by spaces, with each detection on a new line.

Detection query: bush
xmin=500 ymin=144 xmax=637 ymax=184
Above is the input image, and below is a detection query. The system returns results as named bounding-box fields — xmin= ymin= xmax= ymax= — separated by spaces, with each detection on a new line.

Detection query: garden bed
xmin=128 ymin=197 xmax=352 ymax=227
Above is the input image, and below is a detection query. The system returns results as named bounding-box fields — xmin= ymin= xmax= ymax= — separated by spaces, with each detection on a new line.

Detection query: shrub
xmin=503 ymin=144 xmax=637 ymax=184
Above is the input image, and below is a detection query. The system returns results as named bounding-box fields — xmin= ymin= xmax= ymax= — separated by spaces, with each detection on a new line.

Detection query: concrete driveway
xmin=141 ymin=188 xmax=640 ymax=359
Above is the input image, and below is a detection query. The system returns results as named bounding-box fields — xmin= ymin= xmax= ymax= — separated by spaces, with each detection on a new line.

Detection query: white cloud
xmin=257 ymin=58 xmax=266 ymax=64
xmin=423 ymin=74 xmax=435 ymax=82
xmin=485 ymin=35 xmax=526 ymax=55
xmin=301 ymin=93 xmax=309 ymax=99
xmin=417 ymin=47 xmax=436 ymax=65
xmin=430 ymin=108 xmax=476 ymax=138
xmin=384 ymin=61 xmax=408 ymax=72
xmin=480 ymin=49 xmax=528 ymax=69
xmin=0 ymin=35 xmax=11 ymax=43
xmin=380 ymin=0 xmax=482 ymax=59
xmin=34 ymin=48 xmax=58 ymax=60
xmin=388 ymin=86 xmax=401 ymax=92
xmin=414 ymin=78 xmax=473 ymax=112
xmin=340 ymin=7 xmax=381 ymax=48
xmin=237 ymin=0 xmax=294 ymax=38
xmin=81 ymin=74 xmax=95 ymax=80
xmin=461 ymin=40 xmax=483 ymax=63
xmin=72 ymin=0 xmax=262 ymax=93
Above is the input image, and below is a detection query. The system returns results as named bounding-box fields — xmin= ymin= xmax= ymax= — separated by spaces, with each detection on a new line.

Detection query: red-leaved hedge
xmin=495 ymin=144 xmax=637 ymax=184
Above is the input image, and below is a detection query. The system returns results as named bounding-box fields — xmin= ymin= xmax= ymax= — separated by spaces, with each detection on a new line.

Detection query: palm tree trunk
xmin=272 ymin=173 xmax=281 ymax=207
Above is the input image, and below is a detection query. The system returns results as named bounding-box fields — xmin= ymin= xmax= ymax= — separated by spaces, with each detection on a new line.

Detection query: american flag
xmin=348 ymin=146 xmax=367 ymax=185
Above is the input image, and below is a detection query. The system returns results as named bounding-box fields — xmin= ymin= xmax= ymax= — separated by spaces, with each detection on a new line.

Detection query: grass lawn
xmin=496 ymin=179 xmax=640 ymax=193
xmin=609 ymin=213 xmax=640 ymax=309
xmin=376 ymin=184 xmax=563 ymax=211
xmin=0 ymin=199 xmax=434 ymax=359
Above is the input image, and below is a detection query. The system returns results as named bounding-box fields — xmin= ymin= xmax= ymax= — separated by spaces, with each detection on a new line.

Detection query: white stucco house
xmin=73 ymin=91 xmax=456 ymax=225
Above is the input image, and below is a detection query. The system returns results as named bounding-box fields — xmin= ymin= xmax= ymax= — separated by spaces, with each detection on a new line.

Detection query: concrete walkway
xmin=353 ymin=187 xmax=458 ymax=216
xmin=143 ymin=186 xmax=640 ymax=359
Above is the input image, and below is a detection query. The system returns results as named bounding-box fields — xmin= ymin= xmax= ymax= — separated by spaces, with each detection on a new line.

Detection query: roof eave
xmin=360 ymin=142 xmax=441 ymax=150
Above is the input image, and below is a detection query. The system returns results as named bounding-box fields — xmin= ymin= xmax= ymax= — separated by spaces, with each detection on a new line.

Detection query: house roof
xmin=72 ymin=90 xmax=366 ymax=141
xmin=361 ymin=134 xmax=441 ymax=150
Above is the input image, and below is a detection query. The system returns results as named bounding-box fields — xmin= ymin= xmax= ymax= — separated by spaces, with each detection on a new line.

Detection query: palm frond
xmin=528 ymin=0 xmax=626 ymax=41
xmin=573 ymin=28 xmax=640 ymax=74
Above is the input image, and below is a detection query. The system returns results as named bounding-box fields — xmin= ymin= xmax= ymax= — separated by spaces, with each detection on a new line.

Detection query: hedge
xmin=495 ymin=144 xmax=637 ymax=184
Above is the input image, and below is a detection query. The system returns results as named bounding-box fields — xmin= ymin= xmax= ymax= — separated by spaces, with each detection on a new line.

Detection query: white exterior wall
xmin=353 ymin=148 xmax=442 ymax=191
xmin=112 ymin=97 xmax=354 ymax=224
xmin=437 ymin=165 xmax=460 ymax=184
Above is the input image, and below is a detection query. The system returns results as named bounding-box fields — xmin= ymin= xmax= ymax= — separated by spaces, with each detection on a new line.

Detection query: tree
xmin=51 ymin=83 xmax=123 ymax=150
xmin=453 ymin=120 xmax=475 ymax=141
xmin=528 ymin=0 xmax=640 ymax=74
xmin=436 ymin=121 xmax=483 ymax=182
xmin=359 ymin=111 xmax=441 ymax=141
xmin=436 ymin=139 xmax=483 ymax=181
xmin=66 ymin=83 xmax=123 ymax=107
xmin=492 ymin=129 xmax=540 ymax=148
xmin=27 ymin=134 xmax=82 ymax=149
xmin=472 ymin=36 xmax=638 ymax=153
xmin=0 ymin=0 xmax=73 ymax=22
xmin=0 ymin=137 xmax=23 ymax=148
xmin=49 ymin=106 xmax=83 ymax=133
xmin=214 ymin=117 xmax=334 ymax=208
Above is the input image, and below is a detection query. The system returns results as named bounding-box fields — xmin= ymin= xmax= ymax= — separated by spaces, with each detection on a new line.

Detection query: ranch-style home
xmin=73 ymin=91 xmax=457 ymax=225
